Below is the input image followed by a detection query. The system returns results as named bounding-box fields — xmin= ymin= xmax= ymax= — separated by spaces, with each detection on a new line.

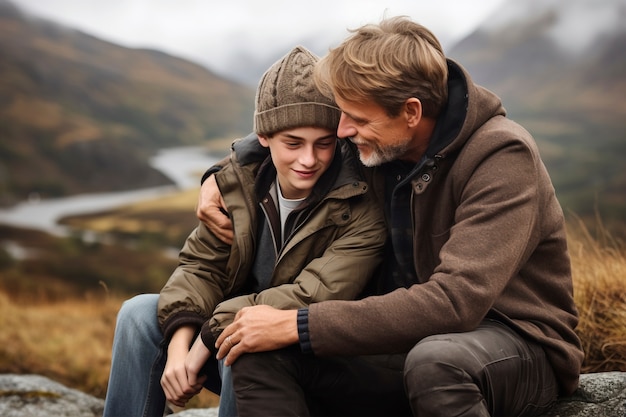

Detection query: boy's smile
xmin=258 ymin=126 xmax=337 ymax=200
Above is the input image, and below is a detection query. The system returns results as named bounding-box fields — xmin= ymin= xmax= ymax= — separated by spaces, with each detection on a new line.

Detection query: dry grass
xmin=0 ymin=220 xmax=624 ymax=411
xmin=0 ymin=291 xmax=118 ymax=398
xmin=0 ymin=290 xmax=219 ymax=409
xmin=567 ymin=218 xmax=626 ymax=372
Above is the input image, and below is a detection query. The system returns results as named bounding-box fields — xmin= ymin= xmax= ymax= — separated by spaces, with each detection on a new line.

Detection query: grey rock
xmin=171 ymin=372 xmax=626 ymax=417
xmin=0 ymin=374 xmax=104 ymax=417
xmin=1 ymin=372 xmax=624 ymax=417
xmin=170 ymin=407 xmax=218 ymax=417
xmin=542 ymin=372 xmax=626 ymax=417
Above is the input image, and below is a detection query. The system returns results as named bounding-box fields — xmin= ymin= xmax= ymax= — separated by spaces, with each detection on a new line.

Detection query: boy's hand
xmin=185 ymin=335 xmax=211 ymax=387
xmin=161 ymin=326 xmax=205 ymax=407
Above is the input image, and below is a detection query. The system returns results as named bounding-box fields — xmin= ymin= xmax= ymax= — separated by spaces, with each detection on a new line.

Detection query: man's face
xmin=334 ymin=97 xmax=416 ymax=166
xmin=258 ymin=126 xmax=337 ymax=200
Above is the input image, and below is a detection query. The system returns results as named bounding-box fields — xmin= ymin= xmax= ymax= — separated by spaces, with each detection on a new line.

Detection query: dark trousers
xmin=231 ymin=320 xmax=558 ymax=417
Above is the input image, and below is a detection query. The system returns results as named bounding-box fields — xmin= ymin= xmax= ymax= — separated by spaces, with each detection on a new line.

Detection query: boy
xmin=102 ymin=46 xmax=386 ymax=417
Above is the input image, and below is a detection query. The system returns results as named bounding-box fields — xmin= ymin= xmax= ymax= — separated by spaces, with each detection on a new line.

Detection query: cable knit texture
xmin=253 ymin=46 xmax=340 ymax=136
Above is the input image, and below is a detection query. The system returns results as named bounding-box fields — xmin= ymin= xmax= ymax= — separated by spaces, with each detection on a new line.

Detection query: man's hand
xmin=196 ymin=174 xmax=234 ymax=245
xmin=215 ymin=305 xmax=299 ymax=366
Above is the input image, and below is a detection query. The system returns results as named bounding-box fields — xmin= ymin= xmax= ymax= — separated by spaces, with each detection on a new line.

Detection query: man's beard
xmin=351 ymin=137 xmax=411 ymax=167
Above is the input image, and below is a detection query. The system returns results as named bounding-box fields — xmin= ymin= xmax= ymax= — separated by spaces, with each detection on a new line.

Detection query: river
xmin=0 ymin=146 xmax=221 ymax=236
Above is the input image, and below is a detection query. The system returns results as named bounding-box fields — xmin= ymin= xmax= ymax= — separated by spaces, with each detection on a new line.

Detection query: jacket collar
xmin=426 ymin=59 xmax=506 ymax=159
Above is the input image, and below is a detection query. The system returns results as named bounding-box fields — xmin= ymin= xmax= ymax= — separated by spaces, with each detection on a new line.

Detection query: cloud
xmin=480 ymin=0 xmax=626 ymax=55
xmin=12 ymin=0 xmax=507 ymax=84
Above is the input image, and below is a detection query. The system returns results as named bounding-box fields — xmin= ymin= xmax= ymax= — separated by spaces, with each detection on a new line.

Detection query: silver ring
xmin=226 ymin=335 xmax=232 ymax=346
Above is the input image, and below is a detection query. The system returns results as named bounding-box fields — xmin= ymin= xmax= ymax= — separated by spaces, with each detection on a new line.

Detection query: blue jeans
xmin=102 ymin=294 xmax=237 ymax=417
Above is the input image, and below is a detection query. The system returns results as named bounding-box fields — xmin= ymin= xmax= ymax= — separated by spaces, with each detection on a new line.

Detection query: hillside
xmin=448 ymin=0 xmax=626 ymax=230
xmin=2 ymin=0 xmax=625 ymax=233
xmin=0 ymin=1 xmax=255 ymax=205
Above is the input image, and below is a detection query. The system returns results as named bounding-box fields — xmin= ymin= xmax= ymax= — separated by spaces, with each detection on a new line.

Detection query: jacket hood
xmin=232 ymin=132 xmax=269 ymax=166
xmin=426 ymin=59 xmax=506 ymax=158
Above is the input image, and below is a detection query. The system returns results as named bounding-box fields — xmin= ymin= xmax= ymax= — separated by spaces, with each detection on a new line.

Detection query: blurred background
xmin=0 ymin=0 xmax=624 ymax=409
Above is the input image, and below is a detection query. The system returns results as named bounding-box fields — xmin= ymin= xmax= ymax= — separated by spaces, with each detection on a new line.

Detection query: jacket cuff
xmin=161 ymin=312 xmax=205 ymax=342
xmin=200 ymin=321 xmax=217 ymax=352
xmin=297 ymin=308 xmax=312 ymax=354
xmin=200 ymin=165 xmax=223 ymax=185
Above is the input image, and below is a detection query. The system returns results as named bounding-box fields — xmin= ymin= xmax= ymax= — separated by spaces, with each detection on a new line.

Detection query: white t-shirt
xmin=276 ymin=179 xmax=306 ymax=243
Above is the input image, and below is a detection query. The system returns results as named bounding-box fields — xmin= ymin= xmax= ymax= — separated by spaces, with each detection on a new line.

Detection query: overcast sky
xmin=12 ymin=0 xmax=507 ymax=85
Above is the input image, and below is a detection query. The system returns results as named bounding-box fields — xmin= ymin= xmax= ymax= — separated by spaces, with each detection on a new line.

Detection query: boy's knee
xmin=117 ymin=294 xmax=158 ymax=329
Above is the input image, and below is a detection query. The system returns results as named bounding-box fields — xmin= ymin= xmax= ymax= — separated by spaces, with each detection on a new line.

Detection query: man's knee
xmin=231 ymin=349 xmax=309 ymax=416
xmin=404 ymin=335 xmax=482 ymax=391
xmin=406 ymin=334 xmax=480 ymax=369
xmin=231 ymin=349 xmax=296 ymax=387
xmin=230 ymin=352 xmax=263 ymax=387
xmin=404 ymin=336 xmax=489 ymax=416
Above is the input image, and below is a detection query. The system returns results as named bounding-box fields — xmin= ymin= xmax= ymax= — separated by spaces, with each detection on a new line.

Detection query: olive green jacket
xmin=157 ymin=138 xmax=386 ymax=350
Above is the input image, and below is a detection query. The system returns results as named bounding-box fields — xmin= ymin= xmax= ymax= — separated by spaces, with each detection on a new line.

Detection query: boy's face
xmin=259 ymin=126 xmax=337 ymax=199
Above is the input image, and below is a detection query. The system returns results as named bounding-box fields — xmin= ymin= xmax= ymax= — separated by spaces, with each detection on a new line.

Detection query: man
xmin=199 ymin=16 xmax=584 ymax=417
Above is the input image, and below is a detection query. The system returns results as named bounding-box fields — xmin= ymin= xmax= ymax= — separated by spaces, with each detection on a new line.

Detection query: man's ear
xmin=258 ymin=134 xmax=270 ymax=148
xmin=404 ymin=98 xmax=422 ymax=128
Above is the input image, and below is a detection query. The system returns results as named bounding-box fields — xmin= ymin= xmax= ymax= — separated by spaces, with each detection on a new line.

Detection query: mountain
xmin=0 ymin=0 xmax=255 ymax=205
xmin=2 ymin=0 xmax=625 ymax=232
xmin=448 ymin=0 xmax=626 ymax=229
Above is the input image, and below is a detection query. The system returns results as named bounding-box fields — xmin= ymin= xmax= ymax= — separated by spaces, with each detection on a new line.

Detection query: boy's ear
xmin=258 ymin=134 xmax=270 ymax=148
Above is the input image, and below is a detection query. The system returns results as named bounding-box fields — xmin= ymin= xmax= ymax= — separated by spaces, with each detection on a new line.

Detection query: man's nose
xmin=337 ymin=113 xmax=357 ymax=139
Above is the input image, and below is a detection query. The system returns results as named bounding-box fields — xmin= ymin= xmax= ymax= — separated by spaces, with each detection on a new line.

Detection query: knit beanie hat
xmin=254 ymin=46 xmax=340 ymax=136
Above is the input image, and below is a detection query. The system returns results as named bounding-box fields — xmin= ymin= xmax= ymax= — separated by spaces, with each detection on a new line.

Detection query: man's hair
xmin=315 ymin=16 xmax=448 ymax=118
